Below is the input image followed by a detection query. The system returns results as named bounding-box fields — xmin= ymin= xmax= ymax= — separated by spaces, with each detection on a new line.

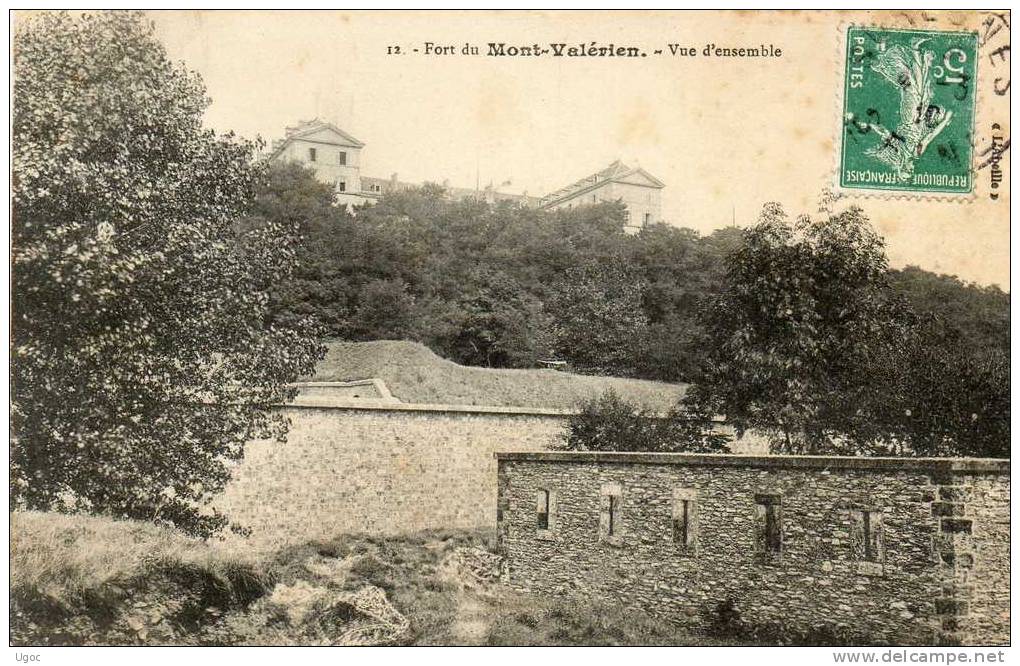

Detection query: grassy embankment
xmin=309 ymin=340 xmax=688 ymax=411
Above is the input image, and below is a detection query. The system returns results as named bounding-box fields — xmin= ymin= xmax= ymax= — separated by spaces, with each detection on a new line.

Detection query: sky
xmin=148 ymin=10 xmax=1010 ymax=288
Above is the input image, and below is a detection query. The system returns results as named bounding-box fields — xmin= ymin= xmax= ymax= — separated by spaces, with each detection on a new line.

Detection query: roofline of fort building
xmin=494 ymin=450 xmax=1010 ymax=474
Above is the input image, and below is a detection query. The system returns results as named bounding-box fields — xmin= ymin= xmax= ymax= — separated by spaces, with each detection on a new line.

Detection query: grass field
xmin=11 ymin=511 xmax=739 ymax=646
xmin=308 ymin=340 xmax=687 ymax=412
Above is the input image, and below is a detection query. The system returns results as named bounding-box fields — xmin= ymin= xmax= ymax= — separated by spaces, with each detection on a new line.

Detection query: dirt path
xmin=433 ymin=546 xmax=507 ymax=645
xmin=447 ymin=591 xmax=492 ymax=645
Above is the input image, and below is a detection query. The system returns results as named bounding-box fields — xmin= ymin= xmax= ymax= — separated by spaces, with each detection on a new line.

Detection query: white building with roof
xmin=268 ymin=120 xmax=377 ymax=209
xmin=269 ymin=119 xmax=539 ymax=209
xmin=539 ymin=160 xmax=665 ymax=233
xmin=269 ymin=122 xmax=664 ymax=229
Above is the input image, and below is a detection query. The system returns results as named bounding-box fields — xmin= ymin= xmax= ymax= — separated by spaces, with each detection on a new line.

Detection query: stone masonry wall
xmin=495 ymin=452 xmax=1009 ymax=646
xmin=214 ymin=403 xmax=569 ymax=548
xmin=940 ymin=471 xmax=1010 ymax=645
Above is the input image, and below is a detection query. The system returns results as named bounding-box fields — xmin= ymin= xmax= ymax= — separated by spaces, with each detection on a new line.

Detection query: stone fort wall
xmin=495 ymin=451 xmax=1009 ymax=646
xmin=214 ymin=402 xmax=570 ymax=548
xmin=214 ymin=394 xmax=774 ymax=550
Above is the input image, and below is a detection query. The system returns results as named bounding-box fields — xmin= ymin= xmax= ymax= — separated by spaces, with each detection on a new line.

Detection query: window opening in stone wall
xmin=852 ymin=508 xmax=884 ymax=563
xmin=600 ymin=484 xmax=623 ymax=544
xmin=338 ymin=180 xmax=346 ymax=192
xmin=536 ymin=489 xmax=550 ymax=530
xmin=308 ymin=147 xmax=317 ymax=162
xmin=672 ymin=488 xmax=697 ymax=552
xmin=673 ymin=500 xmax=687 ymax=543
xmin=339 ymin=151 xmax=347 ymax=165
xmin=764 ymin=503 xmax=781 ymax=551
xmin=864 ymin=511 xmax=875 ymax=560
xmin=755 ymin=493 xmax=782 ymax=555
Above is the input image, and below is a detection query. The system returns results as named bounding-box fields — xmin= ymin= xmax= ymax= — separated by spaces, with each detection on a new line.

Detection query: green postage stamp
xmin=840 ymin=27 xmax=978 ymax=195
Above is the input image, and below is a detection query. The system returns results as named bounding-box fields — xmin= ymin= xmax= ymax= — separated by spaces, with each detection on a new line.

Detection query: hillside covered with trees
xmin=264 ymin=162 xmax=742 ymax=381
xmin=264 ymin=163 xmax=1009 ymax=457
xmin=265 ymin=163 xmax=1008 ymax=376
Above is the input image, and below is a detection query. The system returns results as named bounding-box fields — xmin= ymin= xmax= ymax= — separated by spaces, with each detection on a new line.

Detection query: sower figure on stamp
xmin=857 ymin=38 xmax=954 ymax=182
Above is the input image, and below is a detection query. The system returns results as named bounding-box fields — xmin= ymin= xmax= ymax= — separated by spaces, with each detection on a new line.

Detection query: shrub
xmin=559 ymin=390 xmax=730 ymax=453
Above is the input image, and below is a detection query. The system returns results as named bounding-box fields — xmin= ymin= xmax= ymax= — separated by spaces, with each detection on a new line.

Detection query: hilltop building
xmin=269 ymin=119 xmax=539 ymax=209
xmin=269 ymin=120 xmax=663 ymax=230
xmin=538 ymin=160 xmax=665 ymax=233
xmin=268 ymin=120 xmax=372 ymax=209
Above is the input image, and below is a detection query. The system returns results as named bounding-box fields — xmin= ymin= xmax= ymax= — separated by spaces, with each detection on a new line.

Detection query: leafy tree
xmin=884 ymin=317 xmax=1009 ymax=457
xmin=351 ymin=278 xmax=417 ymax=340
xmin=690 ymin=203 xmax=912 ymax=454
xmin=559 ymin=390 xmax=730 ymax=453
xmin=11 ymin=11 xmax=323 ymax=536
xmin=549 ymin=262 xmax=650 ymax=376
xmin=633 ymin=317 xmax=705 ymax=382
xmin=440 ymin=269 xmax=552 ymax=368
xmin=691 ymin=202 xmax=1008 ymax=457
xmin=259 ymin=162 xmax=354 ymax=334
xmin=628 ymin=223 xmax=735 ymax=381
xmin=889 ymin=266 xmax=1009 ymax=364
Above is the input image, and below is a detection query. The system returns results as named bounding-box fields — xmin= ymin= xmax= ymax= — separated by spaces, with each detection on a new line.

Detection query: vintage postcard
xmin=8 ymin=8 xmax=1010 ymax=658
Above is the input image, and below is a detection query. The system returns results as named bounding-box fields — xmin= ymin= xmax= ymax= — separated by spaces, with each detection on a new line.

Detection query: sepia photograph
xmin=7 ymin=7 xmax=1012 ymax=656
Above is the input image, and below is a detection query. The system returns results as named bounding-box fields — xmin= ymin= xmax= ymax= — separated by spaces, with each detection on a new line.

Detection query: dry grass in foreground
xmin=11 ymin=510 xmax=740 ymax=646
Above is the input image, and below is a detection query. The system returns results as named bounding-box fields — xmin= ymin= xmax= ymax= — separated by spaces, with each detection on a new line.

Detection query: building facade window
xmin=338 ymin=180 xmax=346 ymax=192
xmin=308 ymin=147 xmax=317 ymax=162
xmin=534 ymin=487 xmax=556 ymax=540
xmin=536 ymin=489 xmax=550 ymax=530
xmin=672 ymin=488 xmax=698 ymax=553
xmin=338 ymin=151 xmax=347 ymax=166
xmin=754 ymin=493 xmax=783 ymax=558
xmin=644 ymin=212 xmax=652 ymax=226
xmin=600 ymin=483 xmax=623 ymax=545
xmin=851 ymin=507 xmax=884 ymax=563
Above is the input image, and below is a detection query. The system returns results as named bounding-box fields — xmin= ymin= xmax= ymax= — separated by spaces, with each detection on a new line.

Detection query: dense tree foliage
xmin=889 ymin=265 xmax=1010 ymax=365
xmin=559 ymin=391 xmax=731 ymax=454
xmin=266 ymin=164 xmax=735 ymax=379
xmin=689 ymin=203 xmax=1008 ymax=457
xmin=879 ymin=315 xmax=1009 ymax=457
xmin=265 ymin=166 xmax=1007 ymax=456
xmin=11 ymin=12 xmax=323 ymax=536
xmin=689 ymin=203 xmax=907 ymax=453
xmin=549 ymin=262 xmax=649 ymax=376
